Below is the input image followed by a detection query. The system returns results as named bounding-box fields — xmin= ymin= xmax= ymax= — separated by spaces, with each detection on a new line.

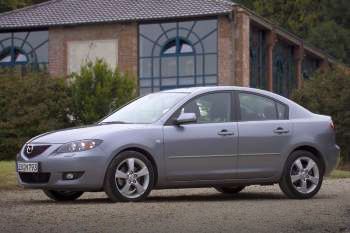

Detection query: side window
xmin=276 ymin=102 xmax=288 ymax=120
xmin=239 ymin=92 xmax=287 ymax=121
xmin=180 ymin=92 xmax=232 ymax=124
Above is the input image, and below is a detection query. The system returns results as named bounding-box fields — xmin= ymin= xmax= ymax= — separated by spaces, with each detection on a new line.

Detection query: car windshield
xmin=100 ymin=92 xmax=188 ymax=124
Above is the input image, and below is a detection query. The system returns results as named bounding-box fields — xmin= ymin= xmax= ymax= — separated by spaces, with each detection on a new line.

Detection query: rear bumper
xmin=324 ymin=144 xmax=340 ymax=176
xmin=17 ymin=148 xmax=108 ymax=191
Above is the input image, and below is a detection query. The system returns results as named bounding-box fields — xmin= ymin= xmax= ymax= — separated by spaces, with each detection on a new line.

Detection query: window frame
xmin=0 ymin=31 xmax=49 ymax=70
xmin=164 ymin=91 xmax=237 ymax=126
xmin=235 ymin=91 xmax=289 ymax=122
xmin=138 ymin=18 xmax=219 ymax=95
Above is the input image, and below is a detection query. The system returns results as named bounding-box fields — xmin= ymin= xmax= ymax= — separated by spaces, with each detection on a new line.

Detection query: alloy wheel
xmin=290 ymin=156 xmax=320 ymax=194
xmin=115 ymin=158 xmax=150 ymax=199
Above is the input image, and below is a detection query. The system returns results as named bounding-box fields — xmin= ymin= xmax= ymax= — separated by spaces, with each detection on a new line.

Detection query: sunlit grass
xmin=328 ymin=169 xmax=350 ymax=179
xmin=0 ymin=161 xmax=18 ymax=190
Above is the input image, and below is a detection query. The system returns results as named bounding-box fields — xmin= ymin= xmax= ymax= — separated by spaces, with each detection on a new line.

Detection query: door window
xmin=179 ymin=92 xmax=232 ymax=124
xmin=239 ymin=92 xmax=288 ymax=121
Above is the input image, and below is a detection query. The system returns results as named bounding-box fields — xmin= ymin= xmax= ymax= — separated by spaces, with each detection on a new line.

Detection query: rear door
xmin=237 ymin=92 xmax=292 ymax=179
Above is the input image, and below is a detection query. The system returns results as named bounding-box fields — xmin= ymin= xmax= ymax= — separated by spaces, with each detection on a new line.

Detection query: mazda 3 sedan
xmin=16 ymin=86 xmax=340 ymax=202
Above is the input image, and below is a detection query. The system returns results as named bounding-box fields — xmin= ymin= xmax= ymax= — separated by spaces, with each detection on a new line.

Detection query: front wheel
xmin=104 ymin=151 xmax=155 ymax=202
xmin=279 ymin=150 xmax=324 ymax=199
xmin=43 ymin=190 xmax=84 ymax=201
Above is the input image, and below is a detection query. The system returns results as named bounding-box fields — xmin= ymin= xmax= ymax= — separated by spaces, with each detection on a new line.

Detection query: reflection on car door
xmin=237 ymin=92 xmax=293 ymax=179
xmin=163 ymin=92 xmax=238 ymax=181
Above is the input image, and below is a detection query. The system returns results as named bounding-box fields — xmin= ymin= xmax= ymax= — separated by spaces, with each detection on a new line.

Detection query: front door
xmin=237 ymin=92 xmax=292 ymax=178
xmin=163 ymin=92 xmax=238 ymax=181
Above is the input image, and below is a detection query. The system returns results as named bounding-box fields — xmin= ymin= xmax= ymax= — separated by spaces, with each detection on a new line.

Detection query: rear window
xmin=239 ymin=92 xmax=288 ymax=121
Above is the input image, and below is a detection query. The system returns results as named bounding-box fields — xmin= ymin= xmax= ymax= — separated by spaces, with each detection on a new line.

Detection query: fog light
xmin=65 ymin=173 xmax=75 ymax=180
xmin=62 ymin=172 xmax=84 ymax=180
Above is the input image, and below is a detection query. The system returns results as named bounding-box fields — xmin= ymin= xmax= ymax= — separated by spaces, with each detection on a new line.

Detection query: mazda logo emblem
xmin=26 ymin=145 xmax=34 ymax=154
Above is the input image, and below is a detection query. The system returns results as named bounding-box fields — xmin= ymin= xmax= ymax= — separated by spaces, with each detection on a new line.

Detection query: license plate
xmin=17 ymin=162 xmax=39 ymax=173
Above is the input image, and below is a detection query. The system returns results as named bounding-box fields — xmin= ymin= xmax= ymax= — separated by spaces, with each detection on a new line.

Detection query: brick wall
xmin=218 ymin=15 xmax=235 ymax=86
xmin=48 ymin=22 xmax=138 ymax=78
xmin=218 ymin=11 xmax=250 ymax=87
xmin=234 ymin=8 xmax=250 ymax=87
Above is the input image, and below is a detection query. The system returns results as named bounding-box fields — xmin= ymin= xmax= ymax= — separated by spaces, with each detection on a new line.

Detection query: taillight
xmin=330 ymin=121 xmax=335 ymax=130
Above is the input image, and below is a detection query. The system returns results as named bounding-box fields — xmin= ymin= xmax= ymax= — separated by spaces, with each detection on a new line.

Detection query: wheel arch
xmin=290 ymin=145 xmax=326 ymax=173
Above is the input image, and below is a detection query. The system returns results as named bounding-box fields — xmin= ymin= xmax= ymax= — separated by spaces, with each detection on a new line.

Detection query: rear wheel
xmin=43 ymin=190 xmax=84 ymax=201
xmin=104 ymin=151 xmax=155 ymax=202
xmin=279 ymin=150 xmax=323 ymax=199
xmin=215 ymin=186 xmax=245 ymax=194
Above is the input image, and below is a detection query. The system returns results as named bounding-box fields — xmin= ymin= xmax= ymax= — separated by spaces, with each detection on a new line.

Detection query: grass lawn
xmin=328 ymin=169 xmax=350 ymax=179
xmin=0 ymin=161 xmax=349 ymax=190
xmin=0 ymin=161 xmax=18 ymax=190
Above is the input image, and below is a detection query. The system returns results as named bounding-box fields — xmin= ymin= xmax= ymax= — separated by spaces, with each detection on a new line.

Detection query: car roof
xmin=162 ymin=86 xmax=249 ymax=93
xmin=161 ymin=86 xmax=280 ymax=97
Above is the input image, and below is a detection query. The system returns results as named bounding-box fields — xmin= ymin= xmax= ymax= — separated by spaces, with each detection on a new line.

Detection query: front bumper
xmin=17 ymin=146 xmax=109 ymax=191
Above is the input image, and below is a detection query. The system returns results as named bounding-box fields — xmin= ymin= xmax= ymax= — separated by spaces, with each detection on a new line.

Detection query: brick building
xmin=0 ymin=0 xmax=334 ymax=96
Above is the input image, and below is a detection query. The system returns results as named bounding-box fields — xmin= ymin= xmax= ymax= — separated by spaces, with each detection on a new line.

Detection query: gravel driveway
xmin=0 ymin=179 xmax=349 ymax=233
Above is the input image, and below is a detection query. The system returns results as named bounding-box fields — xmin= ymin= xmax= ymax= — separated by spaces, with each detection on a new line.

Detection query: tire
xmin=215 ymin=186 xmax=245 ymax=194
xmin=279 ymin=150 xmax=324 ymax=199
xmin=43 ymin=190 xmax=84 ymax=201
xmin=104 ymin=151 xmax=155 ymax=202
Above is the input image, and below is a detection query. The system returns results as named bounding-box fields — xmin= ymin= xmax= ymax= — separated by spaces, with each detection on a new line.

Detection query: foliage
xmin=70 ymin=59 xmax=136 ymax=125
xmin=292 ymin=68 xmax=350 ymax=162
xmin=0 ymin=0 xmax=47 ymax=13
xmin=0 ymin=69 xmax=73 ymax=160
xmin=235 ymin=0 xmax=350 ymax=65
xmin=0 ymin=61 xmax=136 ymax=160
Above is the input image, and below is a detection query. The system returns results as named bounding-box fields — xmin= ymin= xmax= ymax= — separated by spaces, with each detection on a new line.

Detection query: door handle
xmin=273 ymin=127 xmax=289 ymax=134
xmin=218 ymin=129 xmax=234 ymax=136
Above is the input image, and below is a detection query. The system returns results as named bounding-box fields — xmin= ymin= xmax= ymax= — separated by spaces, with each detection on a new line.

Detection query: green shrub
xmin=70 ymin=60 xmax=136 ymax=125
xmin=292 ymin=68 xmax=350 ymax=163
xmin=0 ymin=71 xmax=73 ymax=160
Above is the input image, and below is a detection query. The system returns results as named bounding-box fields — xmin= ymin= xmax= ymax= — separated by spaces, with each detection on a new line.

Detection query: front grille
xmin=24 ymin=145 xmax=51 ymax=158
xmin=19 ymin=173 xmax=50 ymax=184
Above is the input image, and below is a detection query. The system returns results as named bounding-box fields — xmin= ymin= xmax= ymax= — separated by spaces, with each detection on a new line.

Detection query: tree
xmin=292 ymin=68 xmax=350 ymax=163
xmin=236 ymin=0 xmax=350 ymax=65
xmin=0 ymin=0 xmax=47 ymax=13
xmin=70 ymin=60 xmax=136 ymax=125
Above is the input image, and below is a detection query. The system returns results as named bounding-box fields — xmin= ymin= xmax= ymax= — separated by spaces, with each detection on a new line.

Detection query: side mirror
xmin=175 ymin=113 xmax=197 ymax=125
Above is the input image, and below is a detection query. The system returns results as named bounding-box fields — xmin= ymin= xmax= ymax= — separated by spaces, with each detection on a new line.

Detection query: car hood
xmin=29 ymin=124 xmax=147 ymax=144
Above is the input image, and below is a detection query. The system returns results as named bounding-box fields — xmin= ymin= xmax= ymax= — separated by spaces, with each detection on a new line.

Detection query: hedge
xmin=0 ymin=71 xmax=73 ymax=160
xmin=0 ymin=60 xmax=136 ymax=160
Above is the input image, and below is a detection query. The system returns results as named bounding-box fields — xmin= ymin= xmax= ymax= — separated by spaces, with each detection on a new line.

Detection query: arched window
xmin=0 ymin=47 xmax=29 ymax=65
xmin=162 ymin=38 xmax=194 ymax=55
xmin=139 ymin=19 xmax=218 ymax=95
xmin=0 ymin=31 xmax=48 ymax=70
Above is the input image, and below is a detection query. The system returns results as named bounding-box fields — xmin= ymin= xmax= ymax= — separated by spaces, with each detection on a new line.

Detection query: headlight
xmin=55 ymin=139 xmax=103 ymax=154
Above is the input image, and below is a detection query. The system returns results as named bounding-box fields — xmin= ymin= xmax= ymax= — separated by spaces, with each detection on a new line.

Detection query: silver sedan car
xmin=16 ymin=86 xmax=340 ymax=202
